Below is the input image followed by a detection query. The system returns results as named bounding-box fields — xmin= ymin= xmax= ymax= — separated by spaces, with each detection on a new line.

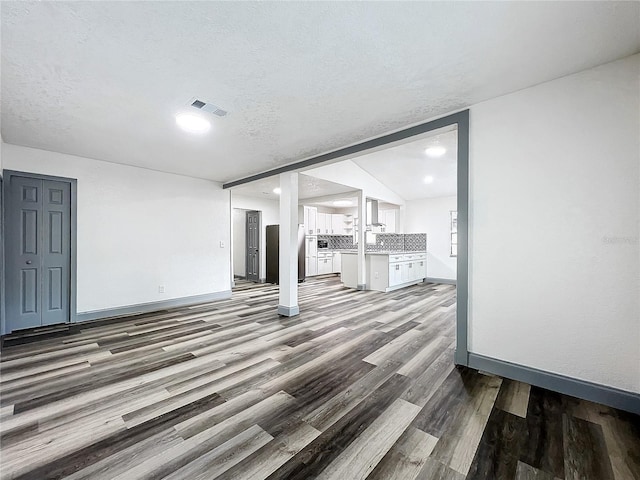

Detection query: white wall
xmin=469 ymin=54 xmax=640 ymax=393
xmin=231 ymin=194 xmax=279 ymax=281
xmin=232 ymin=209 xmax=246 ymax=277
xmin=2 ymin=144 xmax=231 ymax=313
xmin=405 ymin=196 xmax=457 ymax=281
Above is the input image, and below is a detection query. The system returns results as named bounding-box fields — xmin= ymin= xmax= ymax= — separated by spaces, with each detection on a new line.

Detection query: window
xmin=450 ymin=211 xmax=457 ymax=257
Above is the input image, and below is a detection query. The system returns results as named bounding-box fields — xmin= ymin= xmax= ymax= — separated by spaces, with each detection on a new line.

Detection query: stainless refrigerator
xmin=265 ymin=224 xmax=306 ymax=284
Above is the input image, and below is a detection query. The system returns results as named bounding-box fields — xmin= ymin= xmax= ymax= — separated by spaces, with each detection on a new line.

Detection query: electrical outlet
xmin=374 ymin=272 xmax=379 ymax=279
xmin=158 ymin=285 xmax=165 ymax=293
xmin=219 ymin=241 xmax=225 ymax=248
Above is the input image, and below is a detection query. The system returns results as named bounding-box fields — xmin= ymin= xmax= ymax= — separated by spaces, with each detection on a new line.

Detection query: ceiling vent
xmin=190 ymin=98 xmax=228 ymax=117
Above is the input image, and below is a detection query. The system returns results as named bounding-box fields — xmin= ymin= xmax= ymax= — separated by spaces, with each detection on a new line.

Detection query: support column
xmin=278 ymin=172 xmax=299 ymax=316
xmin=357 ymin=191 xmax=367 ymax=290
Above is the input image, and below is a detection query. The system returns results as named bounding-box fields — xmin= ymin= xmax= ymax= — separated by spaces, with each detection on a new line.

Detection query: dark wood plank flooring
xmin=0 ymin=276 xmax=638 ymax=480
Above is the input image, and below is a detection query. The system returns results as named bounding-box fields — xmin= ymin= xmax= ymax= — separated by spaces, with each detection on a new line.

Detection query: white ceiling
xmin=352 ymin=128 xmax=457 ymax=200
xmin=2 ymin=2 xmax=639 ymax=183
xmin=232 ymin=173 xmax=356 ymax=201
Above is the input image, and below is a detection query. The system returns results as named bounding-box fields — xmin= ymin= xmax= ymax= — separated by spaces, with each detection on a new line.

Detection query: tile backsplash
xmin=367 ymin=233 xmax=427 ymax=252
xmin=367 ymin=233 xmax=403 ymax=252
xmin=318 ymin=235 xmax=356 ymax=250
xmin=403 ymin=233 xmax=427 ymax=251
xmin=315 ymin=233 xmax=426 ymax=252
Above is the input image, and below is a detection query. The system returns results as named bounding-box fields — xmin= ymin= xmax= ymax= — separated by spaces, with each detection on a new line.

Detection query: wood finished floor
xmin=1 ymin=276 xmax=639 ymax=480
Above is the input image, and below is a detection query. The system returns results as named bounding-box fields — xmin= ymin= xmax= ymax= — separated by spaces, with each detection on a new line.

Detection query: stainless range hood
xmin=368 ymin=199 xmax=385 ymax=226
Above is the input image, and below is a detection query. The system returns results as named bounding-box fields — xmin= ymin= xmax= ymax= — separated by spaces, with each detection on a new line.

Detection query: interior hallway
xmin=0 ymin=276 xmax=638 ymax=480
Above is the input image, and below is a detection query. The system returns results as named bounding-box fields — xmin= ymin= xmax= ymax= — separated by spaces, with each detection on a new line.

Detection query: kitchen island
xmin=341 ymin=251 xmax=426 ymax=292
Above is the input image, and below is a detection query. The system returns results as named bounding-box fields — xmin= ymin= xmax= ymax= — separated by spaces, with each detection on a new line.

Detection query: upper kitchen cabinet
xmin=383 ymin=209 xmax=397 ymax=233
xmin=331 ymin=214 xmax=345 ymax=235
xmin=303 ymin=206 xmax=317 ymax=235
xmin=372 ymin=209 xmax=398 ymax=233
xmin=313 ymin=211 xmax=351 ymax=235
xmin=317 ymin=212 xmax=329 ymax=234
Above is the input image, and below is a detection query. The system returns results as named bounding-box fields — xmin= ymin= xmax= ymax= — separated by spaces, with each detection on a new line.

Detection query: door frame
xmin=1 ymin=169 xmax=78 ymax=335
xmin=222 ymin=110 xmax=470 ymax=366
xmin=245 ymin=210 xmax=261 ymax=282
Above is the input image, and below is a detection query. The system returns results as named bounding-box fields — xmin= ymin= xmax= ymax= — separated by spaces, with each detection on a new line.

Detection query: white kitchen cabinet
xmin=332 ymin=252 xmax=341 ymax=273
xmin=376 ymin=253 xmax=427 ymax=291
xmin=306 ymin=256 xmax=317 ymax=276
xmin=389 ymin=262 xmax=402 ymax=286
xmin=376 ymin=210 xmax=397 ymax=233
xmin=401 ymin=261 xmax=413 ymax=283
xmin=331 ymin=214 xmax=344 ymax=234
xmin=415 ymin=259 xmax=426 ymax=280
xmin=323 ymin=213 xmax=332 ymax=234
xmin=306 ymin=235 xmax=318 ymax=257
xmin=303 ymin=206 xmax=317 ymax=236
xmin=305 ymin=235 xmax=318 ymax=277
xmin=384 ymin=210 xmax=397 ymax=233
xmin=317 ymin=212 xmax=327 ymax=234
xmin=317 ymin=252 xmax=333 ymax=275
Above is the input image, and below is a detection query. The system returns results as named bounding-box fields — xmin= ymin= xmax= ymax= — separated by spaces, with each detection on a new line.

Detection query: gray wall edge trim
xmin=277 ymin=305 xmax=300 ymax=317
xmin=76 ymin=291 xmax=232 ymax=323
xmin=424 ymin=277 xmax=457 ymax=285
xmin=468 ymin=353 xmax=640 ymax=415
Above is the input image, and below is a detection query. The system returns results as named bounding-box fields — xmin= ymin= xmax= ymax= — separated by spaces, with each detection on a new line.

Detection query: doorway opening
xmin=223 ymin=110 xmax=469 ymax=365
xmin=245 ymin=210 xmax=260 ymax=282
xmin=232 ymin=208 xmax=261 ymax=283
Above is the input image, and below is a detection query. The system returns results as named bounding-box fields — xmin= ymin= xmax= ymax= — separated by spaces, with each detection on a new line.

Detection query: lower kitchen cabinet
xmin=306 ymin=256 xmax=317 ymax=276
xmin=332 ymin=252 xmax=341 ymax=274
xmin=318 ymin=254 xmax=333 ymax=275
xmin=371 ymin=253 xmax=427 ymax=292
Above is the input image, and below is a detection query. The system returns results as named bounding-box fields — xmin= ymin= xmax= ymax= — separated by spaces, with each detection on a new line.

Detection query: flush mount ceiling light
xmin=425 ymin=145 xmax=446 ymax=157
xmin=273 ymin=187 xmax=282 ymax=195
xmin=333 ymin=200 xmax=353 ymax=207
xmin=423 ymin=175 xmax=434 ymax=184
xmin=175 ymin=113 xmax=210 ymax=134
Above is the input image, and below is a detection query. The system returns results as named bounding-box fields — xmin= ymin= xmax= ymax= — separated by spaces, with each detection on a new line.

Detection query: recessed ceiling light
xmin=423 ymin=175 xmax=434 ymax=184
xmin=425 ymin=146 xmax=446 ymax=157
xmin=175 ymin=113 xmax=210 ymax=134
xmin=273 ymin=188 xmax=281 ymax=195
xmin=333 ymin=200 xmax=353 ymax=207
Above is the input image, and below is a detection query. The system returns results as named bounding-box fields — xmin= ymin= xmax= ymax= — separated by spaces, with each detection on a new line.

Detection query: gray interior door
xmin=5 ymin=175 xmax=71 ymax=332
xmin=246 ymin=210 xmax=260 ymax=282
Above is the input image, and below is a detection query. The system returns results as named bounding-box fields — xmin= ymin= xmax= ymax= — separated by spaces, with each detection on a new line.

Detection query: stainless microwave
xmin=317 ymin=239 xmax=328 ymax=249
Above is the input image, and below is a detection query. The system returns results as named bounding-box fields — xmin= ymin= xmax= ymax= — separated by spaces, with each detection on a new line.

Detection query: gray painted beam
xmin=222 ymin=110 xmax=471 ymax=189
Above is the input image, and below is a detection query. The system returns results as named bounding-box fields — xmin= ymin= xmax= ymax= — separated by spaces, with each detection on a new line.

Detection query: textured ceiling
xmin=2 ymin=2 xmax=639 ymax=182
